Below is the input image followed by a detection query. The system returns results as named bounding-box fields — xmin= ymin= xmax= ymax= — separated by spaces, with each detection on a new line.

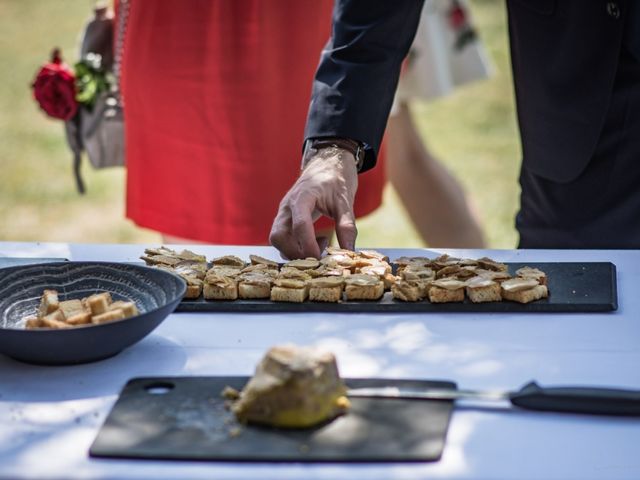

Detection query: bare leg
xmin=386 ymin=103 xmax=485 ymax=248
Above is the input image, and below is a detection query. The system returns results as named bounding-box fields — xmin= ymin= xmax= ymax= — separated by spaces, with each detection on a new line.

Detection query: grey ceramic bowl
xmin=0 ymin=262 xmax=186 ymax=365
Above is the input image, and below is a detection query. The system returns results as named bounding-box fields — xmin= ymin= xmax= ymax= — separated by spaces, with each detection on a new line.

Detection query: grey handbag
xmin=64 ymin=1 xmax=128 ymax=194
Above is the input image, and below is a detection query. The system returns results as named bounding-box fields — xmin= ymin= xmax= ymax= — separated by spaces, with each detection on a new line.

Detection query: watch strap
xmin=303 ymin=138 xmax=365 ymax=172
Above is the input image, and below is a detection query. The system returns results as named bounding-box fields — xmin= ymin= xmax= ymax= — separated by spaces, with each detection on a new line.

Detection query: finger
xmin=269 ymin=206 xmax=302 ymax=260
xmin=315 ymin=227 xmax=334 ymax=256
xmin=334 ymin=209 xmax=358 ymax=252
xmin=290 ymin=198 xmax=321 ymax=259
xmin=270 ymin=229 xmax=300 ymax=260
xmin=273 ymin=233 xmax=303 ymax=261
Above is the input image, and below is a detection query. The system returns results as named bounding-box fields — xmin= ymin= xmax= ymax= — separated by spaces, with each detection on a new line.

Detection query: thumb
xmin=316 ymin=235 xmax=330 ymax=255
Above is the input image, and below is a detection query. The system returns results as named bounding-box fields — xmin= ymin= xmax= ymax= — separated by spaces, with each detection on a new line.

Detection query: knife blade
xmin=347 ymin=381 xmax=640 ymax=416
xmin=348 ymin=386 xmax=509 ymax=401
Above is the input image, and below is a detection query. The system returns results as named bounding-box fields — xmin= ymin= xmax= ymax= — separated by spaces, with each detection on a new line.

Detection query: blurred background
xmin=0 ymin=0 xmax=521 ymax=248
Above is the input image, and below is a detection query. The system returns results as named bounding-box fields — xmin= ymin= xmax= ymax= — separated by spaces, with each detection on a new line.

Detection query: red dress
xmin=121 ymin=0 xmax=385 ymax=244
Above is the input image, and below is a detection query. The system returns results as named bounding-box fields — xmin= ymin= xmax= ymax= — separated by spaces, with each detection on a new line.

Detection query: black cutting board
xmin=176 ymin=262 xmax=617 ymax=313
xmin=90 ymin=376 xmax=456 ymax=463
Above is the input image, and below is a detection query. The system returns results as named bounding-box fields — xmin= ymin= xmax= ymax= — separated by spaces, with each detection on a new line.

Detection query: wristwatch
xmin=302 ymin=137 xmax=365 ymax=172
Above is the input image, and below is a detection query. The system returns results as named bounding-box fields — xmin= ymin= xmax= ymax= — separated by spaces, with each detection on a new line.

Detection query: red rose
xmin=31 ymin=48 xmax=78 ymax=121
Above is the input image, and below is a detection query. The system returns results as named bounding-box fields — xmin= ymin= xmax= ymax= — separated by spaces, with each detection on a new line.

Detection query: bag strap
xmin=71 ymin=0 xmax=130 ymax=194
xmin=112 ymin=0 xmax=129 ymax=100
xmin=73 ymin=150 xmax=86 ymax=194
xmin=65 ymin=115 xmax=86 ymax=194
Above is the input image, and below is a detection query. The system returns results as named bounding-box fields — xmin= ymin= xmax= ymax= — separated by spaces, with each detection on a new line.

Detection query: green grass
xmin=0 ymin=0 xmax=520 ymax=248
xmin=0 ymin=0 xmax=159 ymax=243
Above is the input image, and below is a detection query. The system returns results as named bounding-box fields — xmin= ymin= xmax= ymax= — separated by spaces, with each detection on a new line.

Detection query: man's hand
xmin=270 ymin=147 xmax=359 ymax=259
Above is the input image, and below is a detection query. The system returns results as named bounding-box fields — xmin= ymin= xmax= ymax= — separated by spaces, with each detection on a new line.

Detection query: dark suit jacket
xmin=305 ymin=0 xmax=628 ymax=183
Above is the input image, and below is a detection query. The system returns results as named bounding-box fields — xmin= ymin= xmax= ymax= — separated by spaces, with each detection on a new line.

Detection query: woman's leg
xmin=386 ymin=103 xmax=485 ymax=248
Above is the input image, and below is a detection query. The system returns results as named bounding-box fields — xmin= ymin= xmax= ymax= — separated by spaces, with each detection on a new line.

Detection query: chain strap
xmin=112 ymin=0 xmax=129 ymax=84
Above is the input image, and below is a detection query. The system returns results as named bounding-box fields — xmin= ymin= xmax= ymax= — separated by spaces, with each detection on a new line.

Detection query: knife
xmin=347 ymin=381 xmax=640 ymax=416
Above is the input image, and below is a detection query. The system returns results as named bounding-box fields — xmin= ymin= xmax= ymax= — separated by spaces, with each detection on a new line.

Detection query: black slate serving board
xmin=90 ymin=376 xmax=456 ymax=463
xmin=176 ymin=262 xmax=617 ymax=313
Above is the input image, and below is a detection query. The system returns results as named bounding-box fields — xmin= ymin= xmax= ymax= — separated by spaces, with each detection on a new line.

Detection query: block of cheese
xmin=231 ymin=345 xmax=350 ymax=428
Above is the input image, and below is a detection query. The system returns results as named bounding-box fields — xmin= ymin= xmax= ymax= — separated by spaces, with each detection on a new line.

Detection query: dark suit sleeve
xmin=304 ymin=0 xmax=424 ymax=172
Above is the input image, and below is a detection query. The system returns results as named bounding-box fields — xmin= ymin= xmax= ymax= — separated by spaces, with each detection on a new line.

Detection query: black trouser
xmin=517 ymin=47 xmax=640 ymax=249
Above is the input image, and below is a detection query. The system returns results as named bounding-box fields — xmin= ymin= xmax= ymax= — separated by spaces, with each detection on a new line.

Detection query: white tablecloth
xmin=0 ymin=242 xmax=639 ymax=480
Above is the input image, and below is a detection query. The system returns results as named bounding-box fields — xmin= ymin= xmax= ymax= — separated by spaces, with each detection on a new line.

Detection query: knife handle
xmin=509 ymin=381 xmax=640 ymax=416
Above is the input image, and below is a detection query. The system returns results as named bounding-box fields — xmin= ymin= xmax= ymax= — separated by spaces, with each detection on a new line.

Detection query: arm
xmin=270 ymin=0 xmax=423 ymax=259
xmin=306 ymin=0 xmax=424 ymax=171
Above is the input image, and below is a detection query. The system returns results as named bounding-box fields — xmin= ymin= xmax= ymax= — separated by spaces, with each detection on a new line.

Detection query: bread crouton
xmin=308 ymin=277 xmax=344 ymax=302
xmin=91 ymin=309 xmax=126 ymax=324
xmin=58 ymin=299 xmax=86 ymax=320
xmin=284 ymin=258 xmax=320 ymax=270
xmin=204 ymin=276 xmax=238 ymax=300
xmin=87 ymin=292 xmax=112 ymax=315
xmin=24 ymin=315 xmax=42 ymax=329
xmin=176 ymin=249 xmax=207 ymax=263
xmin=173 ymin=274 xmax=203 ymax=299
xmin=502 ymin=283 xmax=548 ymax=304
xmin=140 ymin=254 xmax=182 ymax=266
xmin=428 ymin=279 xmax=466 ymax=303
xmin=41 ymin=316 xmax=72 ymax=329
xmin=391 ymin=280 xmax=423 ymax=302
xmin=238 ymin=273 xmax=273 ymax=299
xmin=211 ymin=255 xmax=246 ymax=268
xmin=183 ymin=284 xmax=203 ymax=299
xmin=65 ymin=311 xmax=92 ymax=325
xmin=476 ymin=257 xmax=508 ymax=272
xmin=465 ymin=277 xmax=501 ymax=303
xmin=515 ymin=266 xmax=548 ymax=286
xmin=344 ymin=274 xmax=384 ymax=301
xmin=358 ymin=249 xmax=389 ymax=262
xmin=270 ymin=278 xmax=308 ymax=303
xmin=249 ymin=254 xmax=279 ymax=269
xmin=38 ymin=289 xmax=59 ymax=318
xmin=109 ymin=300 xmax=139 ymax=318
